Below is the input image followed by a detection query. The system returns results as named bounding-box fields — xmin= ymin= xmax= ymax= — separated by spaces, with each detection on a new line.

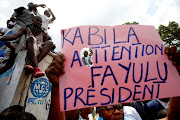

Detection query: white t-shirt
xmin=0 ymin=27 xmax=9 ymax=36
xmin=123 ymin=106 xmax=142 ymax=120
xmin=37 ymin=12 xmax=51 ymax=31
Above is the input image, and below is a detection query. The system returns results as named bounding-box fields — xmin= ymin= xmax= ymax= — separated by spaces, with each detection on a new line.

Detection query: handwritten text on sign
xmin=60 ymin=25 xmax=180 ymax=111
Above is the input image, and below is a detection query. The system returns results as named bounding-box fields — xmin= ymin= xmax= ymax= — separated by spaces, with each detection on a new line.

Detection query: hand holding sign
xmin=45 ymin=52 xmax=66 ymax=87
xmin=45 ymin=52 xmax=66 ymax=120
xmin=46 ymin=46 xmax=180 ymax=120
xmin=165 ymin=46 xmax=180 ymax=74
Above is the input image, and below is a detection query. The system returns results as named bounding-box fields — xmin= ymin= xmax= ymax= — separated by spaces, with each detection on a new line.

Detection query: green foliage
xmin=158 ymin=21 xmax=180 ymax=49
xmin=122 ymin=21 xmax=139 ymax=25
xmin=122 ymin=21 xmax=180 ymax=50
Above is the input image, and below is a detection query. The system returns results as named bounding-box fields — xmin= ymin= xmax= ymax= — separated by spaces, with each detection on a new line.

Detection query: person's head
xmin=83 ymin=50 xmax=88 ymax=57
xmin=0 ymin=105 xmax=37 ymax=120
xmin=3 ymin=111 xmax=37 ymax=120
xmin=14 ymin=7 xmax=25 ymax=16
xmin=27 ymin=2 xmax=35 ymax=11
xmin=32 ymin=16 xmax=42 ymax=28
xmin=65 ymin=107 xmax=93 ymax=120
xmin=157 ymin=109 xmax=168 ymax=119
xmin=7 ymin=17 xmax=16 ymax=29
xmin=10 ymin=17 xmax=16 ymax=23
xmin=79 ymin=107 xmax=94 ymax=119
xmin=0 ymin=105 xmax=24 ymax=118
xmin=96 ymin=104 xmax=124 ymax=120
xmin=44 ymin=10 xmax=51 ymax=17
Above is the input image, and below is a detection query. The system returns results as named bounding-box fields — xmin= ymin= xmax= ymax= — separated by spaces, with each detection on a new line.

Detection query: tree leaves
xmin=158 ymin=21 xmax=180 ymax=50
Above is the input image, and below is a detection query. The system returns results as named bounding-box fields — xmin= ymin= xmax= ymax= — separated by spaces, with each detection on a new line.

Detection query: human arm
xmin=34 ymin=4 xmax=46 ymax=8
xmin=0 ymin=27 xmax=26 ymax=41
xmin=32 ymin=4 xmax=46 ymax=15
xmin=165 ymin=46 xmax=180 ymax=74
xmin=48 ymin=8 xmax=56 ymax=23
xmin=165 ymin=46 xmax=180 ymax=120
xmin=166 ymin=96 xmax=180 ymax=120
xmin=159 ymin=96 xmax=180 ymax=120
xmin=45 ymin=53 xmax=66 ymax=120
xmin=159 ymin=46 xmax=180 ymax=120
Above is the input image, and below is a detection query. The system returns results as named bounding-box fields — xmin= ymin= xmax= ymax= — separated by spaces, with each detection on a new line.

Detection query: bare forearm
xmin=160 ymin=97 xmax=180 ymax=120
xmin=50 ymin=11 xmax=56 ymax=20
xmin=34 ymin=4 xmax=46 ymax=8
xmin=166 ymin=96 xmax=180 ymax=120
xmin=0 ymin=28 xmax=25 ymax=41
xmin=0 ymin=35 xmax=18 ymax=41
xmin=48 ymin=86 xmax=65 ymax=120
xmin=48 ymin=9 xmax=56 ymax=22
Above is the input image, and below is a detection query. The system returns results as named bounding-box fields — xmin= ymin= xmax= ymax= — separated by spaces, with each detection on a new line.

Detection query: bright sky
xmin=0 ymin=0 xmax=180 ymax=52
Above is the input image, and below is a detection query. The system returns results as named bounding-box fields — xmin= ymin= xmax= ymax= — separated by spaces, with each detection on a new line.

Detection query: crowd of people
xmin=0 ymin=2 xmax=180 ymax=120
xmin=0 ymin=2 xmax=56 ymax=77
xmin=2 ymin=47 xmax=176 ymax=120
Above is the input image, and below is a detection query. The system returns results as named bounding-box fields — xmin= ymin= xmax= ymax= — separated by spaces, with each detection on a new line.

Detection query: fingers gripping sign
xmin=165 ymin=46 xmax=180 ymax=74
xmin=45 ymin=52 xmax=66 ymax=86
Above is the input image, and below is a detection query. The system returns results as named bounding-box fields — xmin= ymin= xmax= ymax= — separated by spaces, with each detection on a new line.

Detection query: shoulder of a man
xmin=19 ymin=27 xmax=28 ymax=33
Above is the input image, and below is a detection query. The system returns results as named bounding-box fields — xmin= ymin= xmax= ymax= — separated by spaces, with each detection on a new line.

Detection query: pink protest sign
xmin=60 ymin=25 xmax=180 ymax=111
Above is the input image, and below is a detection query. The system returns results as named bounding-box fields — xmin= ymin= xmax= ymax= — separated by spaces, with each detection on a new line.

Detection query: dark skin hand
xmin=160 ymin=46 xmax=180 ymax=120
xmin=45 ymin=52 xmax=65 ymax=86
xmin=45 ymin=52 xmax=66 ymax=120
xmin=165 ymin=46 xmax=180 ymax=74
xmin=45 ymin=46 xmax=180 ymax=120
xmin=46 ymin=53 xmax=93 ymax=120
xmin=0 ymin=28 xmax=48 ymax=42
xmin=0 ymin=27 xmax=26 ymax=41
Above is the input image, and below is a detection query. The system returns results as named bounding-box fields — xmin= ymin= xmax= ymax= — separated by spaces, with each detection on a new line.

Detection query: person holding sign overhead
xmin=46 ymin=53 xmax=142 ymax=120
xmin=45 ymin=45 xmax=180 ymax=120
